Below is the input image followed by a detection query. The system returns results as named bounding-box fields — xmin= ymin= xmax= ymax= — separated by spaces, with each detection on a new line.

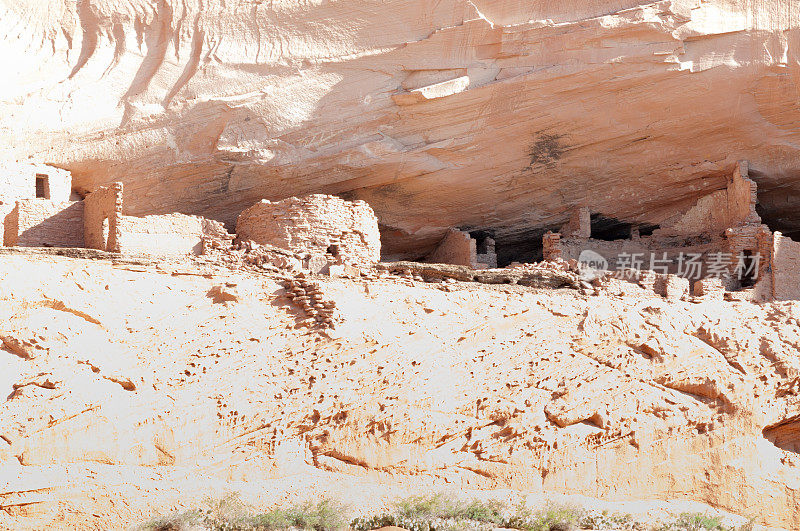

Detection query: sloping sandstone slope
xmin=1 ymin=250 xmax=800 ymax=528
xmin=3 ymin=1 xmax=800 ymax=257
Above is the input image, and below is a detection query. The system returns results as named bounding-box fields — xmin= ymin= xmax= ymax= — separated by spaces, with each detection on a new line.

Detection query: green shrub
xmin=656 ymin=512 xmax=732 ymax=531
xmin=141 ymin=496 xmax=347 ymax=531
xmin=393 ymin=494 xmax=504 ymax=523
xmin=141 ymin=495 xmax=754 ymax=531
xmin=499 ymin=501 xmax=583 ymax=531
xmin=145 ymin=509 xmax=205 ymax=531
xmin=351 ymin=494 xmax=505 ymax=531
xmin=579 ymin=510 xmax=644 ymax=530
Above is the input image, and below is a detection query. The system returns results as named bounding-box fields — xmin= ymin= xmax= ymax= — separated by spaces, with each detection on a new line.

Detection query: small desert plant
xmin=656 ymin=512 xmax=733 ymax=531
xmin=143 ymin=493 xmax=248 ymax=531
xmin=350 ymin=513 xmax=441 ymax=531
xmin=354 ymin=497 xmax=586 ymax=531
xmin=579 ymin=510 xmax=645 ymax=530
xmin=142 ymin=495 xmax=348 ymax=531
xmin=146 ymin=510 xmax=206 ymax=531
xmin=394 ymin=494 xmax=504 ymax=523
xmin=143 ymin=495 xmax=756 ymax=531
xmin=500 ymin=501 xmax=583 ymax=531
xmin=243 ymin=499 xmax=348 ymax=530
xmin=456 ymin=499 xmax=506 ymax=523
xmin=352 ymin=494 xmax=505 ymax=531
xmin=735 ymin=517 xmax=756 ymax=531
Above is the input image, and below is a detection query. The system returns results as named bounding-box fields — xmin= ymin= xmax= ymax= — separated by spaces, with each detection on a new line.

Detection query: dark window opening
xmin=753 ymin=169 xmax=800 ymax=242
xmin=638 ymin=223 xmax=660 ymax=237
xmin=590 ymin=214 xmax=633 ymax=241
xmin=35 ymin=174 xmax=50 ymax=199
xmin=739 ymin=249 xmax=758 ymax=288
xmin=495 ymin=227 xmax=560 ymax=267
xmin=468 ymin=229 xmax=495 ymax=255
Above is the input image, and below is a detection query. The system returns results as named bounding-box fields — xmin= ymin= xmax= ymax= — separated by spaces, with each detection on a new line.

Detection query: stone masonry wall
xmin=84 ymin=183 xmax=123 ymax=252
xmin=562 ymin=207 xmax=591 ymax=238
xmin=693 ymin=278 xmax=725 ymax=299
xmin=656 ymin=189 xmax=732 ymax=236
xmin=118 ymin=214 xmax=229 ymax=256
xmin=728 ymin=160 xmax=761 ymax=226
xmin=2 ymin=204 xmax=17 ymax=247
xmin=0 ymin=164 xmax=73 ymax=242
xmin=476 ymin=237 xmax=498 ymax=269
xmin=427 ymin=229 xmax=497 ymax=268
xmin=236 ymin=194 xmax=381 ymax=264
xmin=427 ymin=228 xmax=476 ymax=267
xmin=724 ymin=224 xmax=771 ymax=280
xmin=0 ymin=163 xmax=72 ymax=204
xmin=542 ymin=232 xmax=562 ymax=261
xmin=655 ymin=161 xmax=760 ymax=237
xmin=771 ymin=232 xmax=800 ymax=301
xmin=560 ymin=236 xmax=723 ymax=276
xmin=0 ymin=203 xmax=15 ymax=246
xmin=4 ymin=200 xmax=84 ymax=247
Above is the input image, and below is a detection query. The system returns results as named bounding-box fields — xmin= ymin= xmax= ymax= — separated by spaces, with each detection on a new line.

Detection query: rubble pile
xmin=282 ymin=276 xmax=339 ymax=330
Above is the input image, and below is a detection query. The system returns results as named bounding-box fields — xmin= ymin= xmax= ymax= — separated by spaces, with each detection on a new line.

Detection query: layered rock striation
xmin=3 ymin=1 xmax=800 ymax=259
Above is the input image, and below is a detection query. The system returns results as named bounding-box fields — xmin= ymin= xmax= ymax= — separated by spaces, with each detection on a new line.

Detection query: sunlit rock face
xmin=2 ymin=0 xmax=800 ymax=260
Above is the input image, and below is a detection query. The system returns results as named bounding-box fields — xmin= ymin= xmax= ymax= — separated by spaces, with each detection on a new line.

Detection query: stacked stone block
xmin=236 ymin=194 xmax=380 ymax=267
xmin=693 ymin=278 xmax=725 ymax=299
xmin=283 ymin=276 xmax=338 ymax=329
xmin=542 ymin=231 xmax=562 ymax=261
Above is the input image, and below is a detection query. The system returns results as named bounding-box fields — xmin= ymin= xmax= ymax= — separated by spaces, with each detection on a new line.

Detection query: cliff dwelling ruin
xmin=7 ymin=1 xmax=800 ymax=526
xmin=425 ymin=228 xmax=497 ymax=269
xmin=236 ymin=194 xmax=381 ymax=271
xmin=537 ymin=161 xmax=800 ymax=301
xmin=1 ymin=164 xmax=229 ymax=256
xmin=1 ymin=159 xmax=799 ymax=303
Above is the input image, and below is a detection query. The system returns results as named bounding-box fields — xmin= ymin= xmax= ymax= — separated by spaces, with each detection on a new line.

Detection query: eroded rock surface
xmin=0 ymin=250 xmax=799 ymax=528
xmin=3 ymin=1 xmax=800 ymax=257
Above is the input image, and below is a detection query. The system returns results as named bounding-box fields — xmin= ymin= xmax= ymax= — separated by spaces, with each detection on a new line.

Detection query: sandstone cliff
xmin=1 ymin=249 xmax=800 ymax=528
xmin=3 ymin=1 xmax=800 ymax=259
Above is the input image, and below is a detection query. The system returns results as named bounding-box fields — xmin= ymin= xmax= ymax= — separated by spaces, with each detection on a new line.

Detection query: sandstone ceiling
xmin=2 ymin=0 xmax=800 ymax=259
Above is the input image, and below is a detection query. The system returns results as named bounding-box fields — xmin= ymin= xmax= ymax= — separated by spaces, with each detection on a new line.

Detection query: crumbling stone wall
xmin=549 ymin=161 xmax=770 ymax=287
xmin=236 ymin=194 xmax=380 ymax=265
xmin=729 ymin=160 xmax=761 ymax=225
xmin=427 ymin=228 xmax=497 ymax=269
xmin=0 ymin=163 xmax=72 ymax=204
xmin=3 ymin=179 xmax=231 ymax=257
xmin=542 ymin=231 xmax=562 ymax=261
xmin=84 ymin=183 xmax=123 ymax=252
xmin=655 ymin=161 xmax=760 ymax=237
xmin=559 ymin=236 xmax=723 ymax=275
xmin=562 ymin=207 xmax=591 ymax=238
xmin=693 ymin=278 xmax=724 ymax=299
xmin=771 ymin=232 xmax=800 ymax=301
xmin=427 ymin=228 xmax=475 ymax=267
xmin=0 ymin=203 xmax=16 ymax=246
xmin=724 ymin=224 xmax=772 ymax=283
xmin=118 ymin=214 xmax=230 ymax=256
xmin=4 ymin=200 xmax=84 ymax=247
xmin=476 ymin=237 xmax=497 ymax=268
xmin=0 ymin=164 xmax=74 ymax=243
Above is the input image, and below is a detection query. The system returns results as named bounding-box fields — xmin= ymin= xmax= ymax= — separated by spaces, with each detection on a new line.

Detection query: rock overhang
xmin=2 ymin=0 xmax=800 ymax=260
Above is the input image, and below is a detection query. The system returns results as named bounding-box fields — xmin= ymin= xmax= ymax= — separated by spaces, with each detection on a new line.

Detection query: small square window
xmin=35 ymin=174 xmax=50 ymax=199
